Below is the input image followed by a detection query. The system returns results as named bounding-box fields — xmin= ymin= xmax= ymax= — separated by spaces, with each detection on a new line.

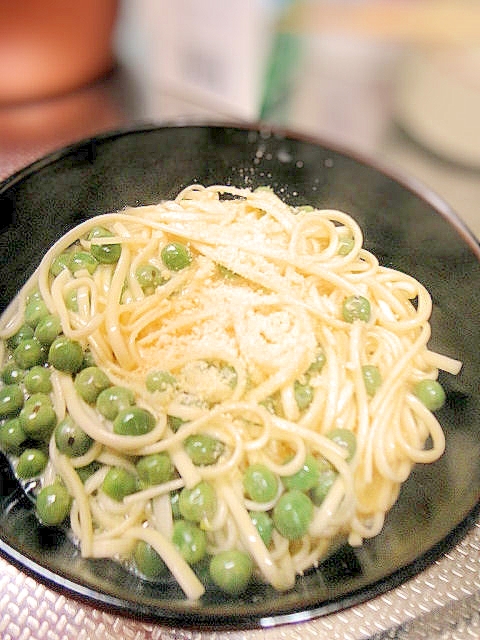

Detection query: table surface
xmin=0 ymin=51 xmax=479 ymax=640
xmin=1 ymin=56 xmax=479 ymax=241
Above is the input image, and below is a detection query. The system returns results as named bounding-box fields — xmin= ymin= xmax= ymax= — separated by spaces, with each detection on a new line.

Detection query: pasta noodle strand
xmin=0 ymin=184 xmax=460 ymax=600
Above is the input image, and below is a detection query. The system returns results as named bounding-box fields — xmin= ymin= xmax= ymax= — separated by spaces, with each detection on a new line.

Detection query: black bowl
xmin=0 ymin=124 xmax=479 ymax=629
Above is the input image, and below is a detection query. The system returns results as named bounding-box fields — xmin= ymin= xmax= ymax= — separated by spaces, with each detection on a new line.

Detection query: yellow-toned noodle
xmin=0 ymin=184 xmax=461 ymax=600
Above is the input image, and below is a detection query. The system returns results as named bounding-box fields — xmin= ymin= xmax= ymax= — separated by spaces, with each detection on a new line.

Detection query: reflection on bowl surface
xmin=0 ymin=125 xmax=479 ymax=629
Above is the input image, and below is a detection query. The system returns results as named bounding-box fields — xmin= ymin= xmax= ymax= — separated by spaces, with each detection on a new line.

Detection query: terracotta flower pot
xmin=0 ymin=0 xmax=118 ymax=104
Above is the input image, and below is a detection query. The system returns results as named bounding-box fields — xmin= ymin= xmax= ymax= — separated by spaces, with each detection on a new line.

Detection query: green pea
xmin=217 ymin=264 xmax=237 ymax=279
xmin=243 ymin=464 xmax=279 ymax=503
xmin=14 ymin=338 xmax=46 ymax=368
xmin=178 ymin=481 xmax=217 ymax=523
xmin=273 ymin=489 xmax=314 ymax=540
xmin=19 ymin=392 xmax=56 ymax=440
xmin=260 ymin=395 xmax=279 ymax=415
xmin=74 ymin=366 xmax=111 ymax=404
xmin=283 ymin=454 xmax=320 ymax=492
xmin=192 ymin=554 xmax=212 ymax=585
xmin=310 ymin=469 xmax=338 ymax=506
xmin=0 ymin=384 xmax=24 ymax=417
xmin=64 ymin=289 xmax=78 ymax=312
xmin=34 ymin=314 xmax=61 ymax=346
xmin=1 ymin=362 xmax=25 ymax=385
xmin=249 ymin=511 xmax=274 ymax=546
xmin=317 ymin=454 xmax=335 ymax=473
xmin=414 ymin=379 xmax=446 ymax=411
xmin=362 ymin=364 xmax=382 ymax=397
xmin=172 ymin=520 xmax=206 ymax=565
xmin=81 ymin=350 xmax=96 ymax=369
xmin=170 ymin=491 xmax=181 ymax=519
xmin=96 ymin=385 xmax=135 ymax=420
xmin=55 ymin=416 xmax=93 ymax=457
xmin=145 ymin=370 xmax=176 ymax=393
xmin=338 ymin=232 xmax=355 ymax=256
xmin=24 ymin=297 xmax=49 ymax=329
xmin=184 ymin=434 xmax=224 ymax=466
xmin=76 ymin=460 xmax=102 ymax=483
xmin=102 ymin=466 xmax=137 ymax=501
xmin=113 ymin=407 xmax=156 ymax=436
xmin=136 ymin=452 xmax=174 ymax=485
xmin=161 ymin=242 xmax=192 ymax=271
xmin=133 ymin=540 xmax=168 ymax=579
xmin=48 ymin=336 xmax=84 ymax=373
xmin=50 ymin=251 xmax=72 ymax=277
xmin=307 ymin=350 xmax=326 ymax=375
xmin=220 ymin=364 xmax=238 ymax=389
xmin=342 ymin=295 xmax=371 ymax=323
xmin=16 ymin=448 xmax=48 ymax=479
xmin=135 ymin=264 xmax=164 ymax=293
xmin=120 ymin=284 xmax=131 ymax=305
xmin=326 ymin=428 xmax=357 ymax=462
xmin=167 ymin=414 xmax=186 ymax=433
xmin=209 ymin=550 xmax=253 ymax=595
xmin=294 ymin=380 xmax=314 ymax=410
xmin=0 ymin=417 xmax=27 ymax=452
xmin=88 ymin=226 xmax=121 ymax=264
xmin=7 ymin=324 xmax=34 ymax=351
xmin=24 ymin=366 xmax=52 ymax=394
xmin=26 ymin=288 xmax=42 ymax=304
xmin=36 ymin=483 xmax=71 ymax=526
xmin=69 ymin=251 xmax=98 ymax=275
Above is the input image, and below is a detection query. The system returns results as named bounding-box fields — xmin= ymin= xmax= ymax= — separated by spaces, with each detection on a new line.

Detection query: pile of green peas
xmin=0 ymin=233 xmax=195 ymax=511
xmin=128 ymin=475 xmax=255 ymax=594
xmin=50 ymin=225 xmax=123 ymax=281
xmin=0 ymin=285 xmax=251 ymax=594
xmin=134 ymin=241 xmax=193 ymax=296
xmin=0 ymin=287 xmax=94 ymax=525
xmin=0 ymin=292 xmax=249 ymax=593
xmin=51 ymin=228 xmax=193 ymax=306
xmin=242 ymin=430 xmax=356 ymax=547
xmin=0 ymin=229 xmax=447 ymax=597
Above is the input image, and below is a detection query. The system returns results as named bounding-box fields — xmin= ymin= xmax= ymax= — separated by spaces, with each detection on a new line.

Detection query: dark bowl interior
xmin=0 ymin=124 xmax=479 ymax=629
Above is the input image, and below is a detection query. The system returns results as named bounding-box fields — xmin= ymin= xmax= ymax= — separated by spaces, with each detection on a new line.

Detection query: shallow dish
xmin=0 ymin=124 xmax=479 ymax=629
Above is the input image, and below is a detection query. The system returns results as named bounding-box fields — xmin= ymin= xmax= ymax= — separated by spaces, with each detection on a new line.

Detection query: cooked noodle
xmin=0 ymin=185 xmax=461 ymax=599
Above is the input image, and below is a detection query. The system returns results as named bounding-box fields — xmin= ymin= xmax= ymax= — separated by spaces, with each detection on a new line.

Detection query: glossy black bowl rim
xmin=1 ymin=120 xmax=479 ymax=254
xmin=0 ymin=122 xmax=479 ymax=630
xmin=3 ymin=499 xmax=479 ymax=630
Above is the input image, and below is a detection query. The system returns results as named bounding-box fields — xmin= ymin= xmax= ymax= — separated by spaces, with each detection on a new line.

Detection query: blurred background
xmin=0 ymin=0 xmax=479 ymax=236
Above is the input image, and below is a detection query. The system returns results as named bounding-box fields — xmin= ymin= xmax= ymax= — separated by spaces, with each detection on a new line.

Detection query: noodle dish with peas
xmin=0 ymin=184 xmax=461 ymax=599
